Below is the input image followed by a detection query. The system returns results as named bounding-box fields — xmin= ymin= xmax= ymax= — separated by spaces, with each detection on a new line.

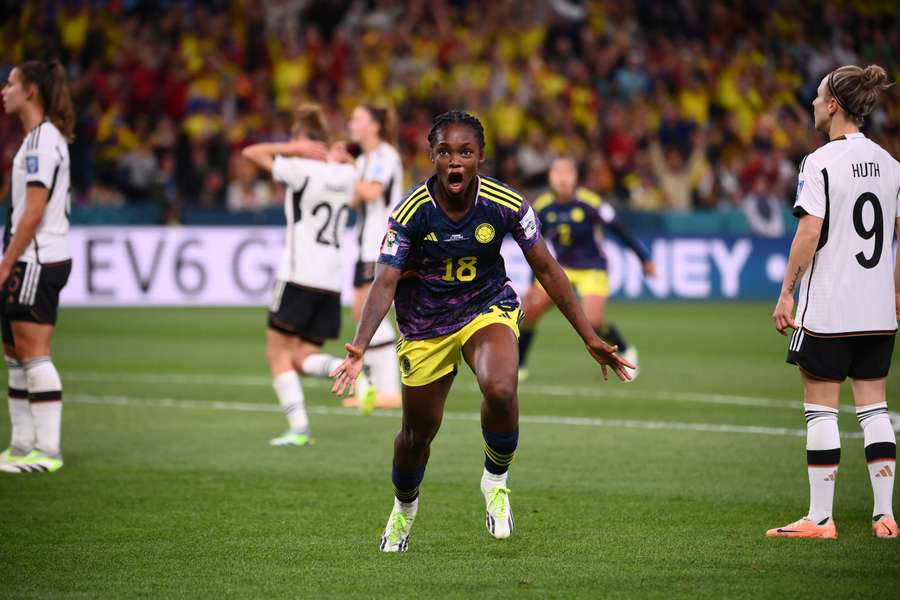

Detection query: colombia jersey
xmin=378 ymin=175 xmax=541 ymax=340
xmin=533 ymin=187 xmax=649 ymax=270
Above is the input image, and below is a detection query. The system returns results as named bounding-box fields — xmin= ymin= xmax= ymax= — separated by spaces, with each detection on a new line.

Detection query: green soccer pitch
xmin=1 ymin=304 xmax=898 ymax=598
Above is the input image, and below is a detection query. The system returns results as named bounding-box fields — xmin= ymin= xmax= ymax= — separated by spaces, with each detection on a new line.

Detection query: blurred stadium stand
xmin=1 ymin=0 xmax=898 ymax=231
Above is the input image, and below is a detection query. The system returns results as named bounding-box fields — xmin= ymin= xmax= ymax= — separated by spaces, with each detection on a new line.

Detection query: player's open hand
xmin=772 ymin=294 xmax=797 ymax=335
xmin=585 ymin=337 xmax=636 ymax=382
xmin=330 ymin=343 xmax=365 ymax=397
xmin=328 ymin=142 xmax=355 ymax=164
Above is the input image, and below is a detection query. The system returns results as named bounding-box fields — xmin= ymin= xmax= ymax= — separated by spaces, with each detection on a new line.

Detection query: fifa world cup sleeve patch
xmin=381 ymin=228 xmax=400 ymax=256
xmin=520 ymin=206 xmax=538 ymax=240
xmin=794 ymin=180 xmax=804 ymax=202
xmin=26 ymin=155 xmax=39 ymax=174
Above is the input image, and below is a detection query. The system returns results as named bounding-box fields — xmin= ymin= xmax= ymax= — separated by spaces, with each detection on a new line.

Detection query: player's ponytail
xmin=18 ymin=60 xmax=75 ymax=142
xmin=363 ymin=104 xmax=398 ymax=147
xmin=828 ymin=64 xmax=894 ymax=126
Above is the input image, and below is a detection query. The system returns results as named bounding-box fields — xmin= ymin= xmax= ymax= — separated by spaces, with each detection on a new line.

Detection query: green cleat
xmin=0 ymin=447 xmax=31 ymax=473
xmin=356 ymin=368 xmax=377 ymax=416
xmin=7 ymin=451 xmax=64 ymax=473
xmin=483 ymin=486 xmax=513 ymax=539
xmin=269 ymin=430 xmax=315 ymax=447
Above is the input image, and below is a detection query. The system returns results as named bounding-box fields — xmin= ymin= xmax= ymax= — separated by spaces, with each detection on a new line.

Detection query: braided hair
xmin=427 ymin=110 xmax=485 ymax=151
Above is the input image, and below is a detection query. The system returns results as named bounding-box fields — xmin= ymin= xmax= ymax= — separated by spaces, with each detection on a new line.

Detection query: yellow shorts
xmin=396 ymin=304 xmax=522 ymax=387
xmin=537 ymin=268 xmax=609 ymax=297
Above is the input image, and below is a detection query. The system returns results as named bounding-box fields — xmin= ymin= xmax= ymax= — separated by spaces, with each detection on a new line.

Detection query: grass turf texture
xmin=1 ymin=303 xmax=898 ymax=599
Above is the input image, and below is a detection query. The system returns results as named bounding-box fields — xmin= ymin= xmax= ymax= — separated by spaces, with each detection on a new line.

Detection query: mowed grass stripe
xmin=64 ymin=370 xmax=866 ymax=413
xmin=65 ymin=393 xmax=864 ymax=439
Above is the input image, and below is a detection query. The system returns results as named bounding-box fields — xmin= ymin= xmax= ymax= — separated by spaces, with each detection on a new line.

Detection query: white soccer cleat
xmin=482 ymin=482 xmax=513 ymax=539
xmin=380 ymin=498 xmax=417 ymax=552
xmin=621 ymin=346 xmax=639 ymax=382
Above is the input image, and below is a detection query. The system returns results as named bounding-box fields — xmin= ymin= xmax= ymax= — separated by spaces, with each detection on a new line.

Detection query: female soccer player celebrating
xmin=518 ymin=155 xmax=655 ymax=380
xmin=346 ymin=104 xmax=403 ymax=408
xmin=0 ymin=61 xmax=74 ymax=473
xmin=770 ymin=65 xmax=898 ymax=539
xmin=331 ymin=111 xmax=634 ymax=551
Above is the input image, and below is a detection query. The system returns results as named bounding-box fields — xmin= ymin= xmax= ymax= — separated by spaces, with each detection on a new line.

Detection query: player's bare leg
xmin=851 ymin=377 xmax=896 ymax=538
xmin=266 ymin=330 xmax=314 ymax=445
xmin=767 ymin=371 xmax=840 ymax=538
xmin=518 ymin=285 xmax=552 ymax=380
xmin=464 ymin=324 xmax=520 ymax=539
xmin=381 ymin=373 xmax=453 ymax=552
xmin=0 ymin=323 xmax=62 ymax=473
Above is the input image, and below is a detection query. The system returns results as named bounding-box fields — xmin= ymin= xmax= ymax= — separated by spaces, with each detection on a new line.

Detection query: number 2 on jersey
xmin=442 ymin=256 xmax=478 ymax=282
xmin=852 ymin=192 xmax=883 ymax=269
xmin=311 ymin=202 xmax=350 ymax=248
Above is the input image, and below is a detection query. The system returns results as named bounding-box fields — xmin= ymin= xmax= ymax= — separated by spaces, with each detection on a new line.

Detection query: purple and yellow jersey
xmin=533 ymin=187 xmax=649 ymax=270
xmin=378 ymin=175 xmax=541 ymax=340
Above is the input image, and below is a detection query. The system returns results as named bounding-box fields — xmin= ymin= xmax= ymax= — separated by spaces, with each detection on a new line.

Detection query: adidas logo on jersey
xmin=424 ymin=232 xmax=438 ymax=242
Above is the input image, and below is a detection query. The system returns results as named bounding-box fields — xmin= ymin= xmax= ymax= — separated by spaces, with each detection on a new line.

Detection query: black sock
xmin=518 ymin=328 xmax=535 ymax=367
xmin=483 ymin=428 xmax=518 ymax=474
xmin=392 ymin=463 xmax=426 ymax=503
xmin=597 ymin=323 xmax=628 ymax=353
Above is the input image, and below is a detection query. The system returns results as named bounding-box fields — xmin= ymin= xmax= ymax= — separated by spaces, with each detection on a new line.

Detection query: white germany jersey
xmin=355 ymin=142 xmax=403 ymax=262
xmin=793 ymin=133 xmax=900 ymax=335
xmin=8 ymin=120 xmax=70 ymax=263
xmin=272 ymin=156 xmax=356 ymax=293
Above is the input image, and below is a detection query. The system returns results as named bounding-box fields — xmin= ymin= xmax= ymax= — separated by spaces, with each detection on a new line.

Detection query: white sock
xmin=364 ymin=345 xmax=401 ymax=396
xmin=857 ymin=402 xmax=896 ymax=519
xmin=481 ymin=468 xmax=508 ymax=489
xmin=300 ymin=354 xmax=344 ymax=378
xmin=370 ymin=319 xmax=396 ymax=347
xmin=394 ymin=496 xmax=418 ymax=515
xmin=24 ymin=357 xmax=63 ymax=457
xmin=804 ymin=403 xmax=840 ymax=523
xmin=273 ymin=371 xmax=309 ymax=432
xmin=6 ymin=356 xmax=33 ymax=453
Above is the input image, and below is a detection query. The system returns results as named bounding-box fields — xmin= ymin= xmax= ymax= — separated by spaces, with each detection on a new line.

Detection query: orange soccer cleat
xmin=872 ymin=515 xmax=898 ymax=539
xmin=766 ymin=517 xmax=838 ymax=539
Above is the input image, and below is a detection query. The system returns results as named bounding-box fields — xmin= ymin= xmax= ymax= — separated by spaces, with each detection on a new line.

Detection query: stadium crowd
xmin=1 ymin=0 xmax=897 ymax=219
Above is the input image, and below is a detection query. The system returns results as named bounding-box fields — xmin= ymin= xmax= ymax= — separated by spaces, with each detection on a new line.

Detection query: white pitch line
xmin=64 ymin=370 xmax=857 ymax=413
xmin=65 ymin=393 xmax=864 ymax=439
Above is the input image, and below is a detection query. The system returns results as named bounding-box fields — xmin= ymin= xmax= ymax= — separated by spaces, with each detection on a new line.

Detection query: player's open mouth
xmin=447 ymin=171 xmax=464 ymax=192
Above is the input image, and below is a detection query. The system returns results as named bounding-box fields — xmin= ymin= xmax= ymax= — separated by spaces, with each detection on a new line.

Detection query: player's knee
xmin=397 ymin=422 xmax=438 ymax=454
xmin=482 ymin=379 xmax=517 ymax=412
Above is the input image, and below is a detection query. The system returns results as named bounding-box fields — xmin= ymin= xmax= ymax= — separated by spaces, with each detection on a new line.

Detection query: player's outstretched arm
xmin=523 ymin=239 xmax=635 ymax=381
xmin=331 ymin=263 xmax=401 ymax=396
xmin=602 ymin=217 xmax=655 ymax=277
xmin=773 ymin=215 xmax=823 ymax=335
